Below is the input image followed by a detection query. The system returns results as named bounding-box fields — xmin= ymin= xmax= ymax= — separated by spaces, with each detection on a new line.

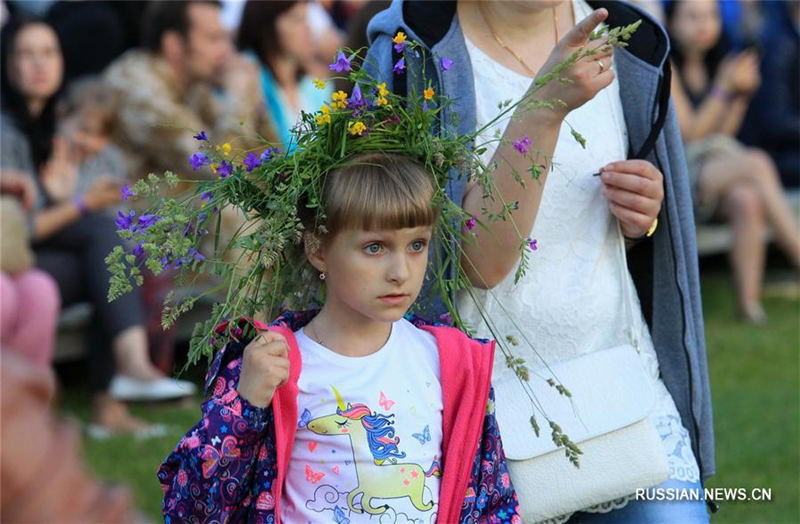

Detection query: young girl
xmin=158 ymin=153 xmax=520 ymax=523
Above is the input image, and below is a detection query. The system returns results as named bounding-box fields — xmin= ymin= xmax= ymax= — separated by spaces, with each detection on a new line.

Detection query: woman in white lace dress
xmin=453 ymin=1 xmax=708 ymax=522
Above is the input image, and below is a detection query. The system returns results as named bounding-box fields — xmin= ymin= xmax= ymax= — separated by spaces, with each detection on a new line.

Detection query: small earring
xmin=319 ymin=272 xmax=326 ymax=281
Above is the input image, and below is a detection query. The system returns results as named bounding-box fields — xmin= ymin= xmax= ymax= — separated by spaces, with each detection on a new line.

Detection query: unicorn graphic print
xmin=305 ymin=386 xmax=441 ymax=517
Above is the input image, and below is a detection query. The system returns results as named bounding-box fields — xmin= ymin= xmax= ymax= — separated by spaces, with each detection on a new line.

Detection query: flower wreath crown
xmin=107 ymin=22 xmax=640 ymax=464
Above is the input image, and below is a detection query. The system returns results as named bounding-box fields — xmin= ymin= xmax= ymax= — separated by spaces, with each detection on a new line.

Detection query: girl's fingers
xmin=600 ymin=171 xmax=662 ymax=198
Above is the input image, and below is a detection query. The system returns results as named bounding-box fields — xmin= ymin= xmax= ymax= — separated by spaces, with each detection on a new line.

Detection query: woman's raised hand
xmin=40 ymin=136 xmax=79 ymax=203
xmin=533 ymin=8 xmax=615 ymax=122
xmin=237 ymin=330 xmax=291 ymax=408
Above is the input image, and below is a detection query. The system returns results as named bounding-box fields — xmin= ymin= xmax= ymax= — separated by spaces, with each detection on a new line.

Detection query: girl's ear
xmin=303 ymin=232 xmax=325 ymax=272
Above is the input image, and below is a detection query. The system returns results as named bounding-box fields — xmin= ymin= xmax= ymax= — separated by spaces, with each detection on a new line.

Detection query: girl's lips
xmin=378 ymin=294 xmax=408 ymax=305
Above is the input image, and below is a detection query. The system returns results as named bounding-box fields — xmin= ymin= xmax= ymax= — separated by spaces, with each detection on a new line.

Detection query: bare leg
xmin=112 ymin=325 xmax=164 ymax=381
xmin=743 ymin=149 xmax=800 ymax=268
xmin=701 ymin=149 xmax=800 ymax=267
xmin=718 ymin=184 xmax=767 ymax=320
xmin=700 ymin=154 xmax=769 ymax=318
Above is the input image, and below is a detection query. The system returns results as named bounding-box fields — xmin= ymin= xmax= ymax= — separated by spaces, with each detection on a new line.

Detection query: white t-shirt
xmin=281 ymin=318 xmax=443 ymax=524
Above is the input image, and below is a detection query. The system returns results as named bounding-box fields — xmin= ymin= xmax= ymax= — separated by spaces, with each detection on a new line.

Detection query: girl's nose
xmin=387 ymin=254 xmax=409 ymax=284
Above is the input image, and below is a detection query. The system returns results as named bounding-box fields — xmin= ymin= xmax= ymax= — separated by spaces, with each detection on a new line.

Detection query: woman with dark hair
xmin=0 ymin=16 xmax=196 ymax=437
xmin=667 ymin=0 xmax=800 ymax=324
xmin=238 ymin=0 xmax=332 ymax=147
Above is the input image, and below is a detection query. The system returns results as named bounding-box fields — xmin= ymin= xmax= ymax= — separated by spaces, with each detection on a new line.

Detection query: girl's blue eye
xmin=364 ymin=243 xmax=382 ymax=255
xmin=410 ymin=240 xmax=427 ymax=252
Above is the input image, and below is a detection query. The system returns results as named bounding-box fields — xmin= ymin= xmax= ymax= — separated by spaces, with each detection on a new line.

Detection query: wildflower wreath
xmin=106 ymin=22 xmax=639 ymax=463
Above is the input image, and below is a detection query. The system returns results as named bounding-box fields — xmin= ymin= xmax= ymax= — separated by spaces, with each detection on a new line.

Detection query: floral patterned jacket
xmin=158 ymin=311 xmax=520 ymax=523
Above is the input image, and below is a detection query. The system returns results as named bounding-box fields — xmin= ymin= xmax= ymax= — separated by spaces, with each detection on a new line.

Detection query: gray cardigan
xmin=365 ymin=0 xmax=715 ymax=481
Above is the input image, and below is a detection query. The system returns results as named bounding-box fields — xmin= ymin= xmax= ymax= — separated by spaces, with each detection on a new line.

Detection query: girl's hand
xmin=533 ymin=8 xmax=615 ymax=122
xmin=600 ymin=160 xmax=664 ymax=239
xmin=237 ymin=330 xmax=290 ymax=408
xmin=83 ymin=176 xmax=122 ymax=212
xmin=40 ymin=136 xmax=79 ymax=203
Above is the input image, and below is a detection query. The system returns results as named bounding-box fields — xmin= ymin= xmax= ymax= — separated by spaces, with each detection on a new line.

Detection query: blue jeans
xmin=567 ymin=479 xmax=710 ymax=523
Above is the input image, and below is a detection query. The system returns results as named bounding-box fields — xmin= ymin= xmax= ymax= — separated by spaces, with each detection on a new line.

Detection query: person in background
xmin=739 ymin=1 xmax=799 ymax=188
xmin=0 ymin=170 xmax=60 ymax=378
xmin=667 ymin=0 xmax=800 ymax=324
xmin=58 ymin=77 xmax=127 ymax=211
xmin=238 ymin=0 xmax=332 ymax=148
xmin=105 ymin=0 xmax=278 ymax=373
xmin=105 ymin=0 xmax=276 ymax=184
xmin=0 ymin=15 xmax=196 ymax=437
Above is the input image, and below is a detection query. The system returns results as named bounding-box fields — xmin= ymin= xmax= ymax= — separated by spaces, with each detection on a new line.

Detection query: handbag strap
xmin=615 ymin=220 xmax=640 ymax=352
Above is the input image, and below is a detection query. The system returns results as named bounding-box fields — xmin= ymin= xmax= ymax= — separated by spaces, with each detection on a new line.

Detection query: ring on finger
xmin=598 ymin=59 xmax=605 ymax=73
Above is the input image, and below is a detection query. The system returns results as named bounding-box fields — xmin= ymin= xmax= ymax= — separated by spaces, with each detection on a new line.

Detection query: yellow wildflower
xmin=221 ymin=143 xmax=232 ymax=156
xmin=210 ymin=162 xmax=219 ymax=173
xmin=423 ymin=88 xmax=435 ymax=100
xmin=315 ymin=105 xmax=331 ymax=125
xmin=332 ymin=90 xmax=348 ymax=109
xmin=312 ymin=78 xmax=326 ymax=90
xmin=376 ymin=96 xmax=389 ymax=107
xmin=377 ymin=82 xmax=390 ymax=97
xmin=393 ymin=31 xmax=407 ymax=46
xmin=348 ymin=121 xmax=367 ymax=136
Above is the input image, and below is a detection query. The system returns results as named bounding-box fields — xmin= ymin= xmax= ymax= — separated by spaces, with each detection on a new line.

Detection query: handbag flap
xmin=495 ymin=344 xmax=656 ymax=460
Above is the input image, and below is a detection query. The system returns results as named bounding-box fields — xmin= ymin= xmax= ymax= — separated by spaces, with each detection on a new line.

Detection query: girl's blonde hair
xmin=308 ymin=152 xmax=439 ymax=238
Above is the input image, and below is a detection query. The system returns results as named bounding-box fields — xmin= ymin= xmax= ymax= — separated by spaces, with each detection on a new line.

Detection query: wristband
xmin=710 ymin=86 xmax=732 ymax=103
xmin=73 ymin=195 xmax=88 ymax=216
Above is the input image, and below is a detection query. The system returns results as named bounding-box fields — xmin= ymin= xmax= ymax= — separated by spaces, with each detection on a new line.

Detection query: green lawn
xmin=701 ymin=272 xmax=799 ymax=523
xmin=57 ymin=270 xmax=799 ymax=522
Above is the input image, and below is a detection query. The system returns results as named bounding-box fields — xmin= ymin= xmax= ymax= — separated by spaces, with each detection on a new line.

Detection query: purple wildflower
xmin=190 ymin=152 xmax=209 ymax=170
xmin=527 ymin=237 xmax=538 ymax=251
xmin=193 ymin=130 xmax=208 ymax=141
xmin=121 ymin=185 xmax=134 ymax=201
xmin=201 ymin=191 xmax=213 ymax=201
xmin=137 ymin=214 xmax=161 ymax=230
xmin=423 ymin=101 xmax=429 ymax=112
xmin=439 ymin=313 xmax=453 ymax=324
xmin=260 ymin=148 xmax=279 ymax=163
xmin=243 ymin=151 xmax=261 ymax=172
xmin=329 ymin=51 xmax=351 ymax=73
xmin=440 ymin=56 xmax=453 ymax=71
xmin=132 ymin=242 xmax=145 ymax=258
xmin=392 ymin=57 xmax=405 ymax=74
xmin=465 ymin=215 xmax=478 ymax=231
xmin=512 ymin=135 xmax=532 ymax=155
xmin=216 ymin=160 xmax=233 ymax=179
xmin=347 ymin=84 xmax=366 ymax=110
xmin=115 ymin=210 xmax=135 ymax=231
xmin=187 ymin=248 xmax=206 ymax=263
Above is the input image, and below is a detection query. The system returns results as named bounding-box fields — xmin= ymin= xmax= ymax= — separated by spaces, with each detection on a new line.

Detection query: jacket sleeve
xmin=158 ymin=339 xmax=278 ymax=522
xmin=461 ymin=386 xmax=521 ymax=523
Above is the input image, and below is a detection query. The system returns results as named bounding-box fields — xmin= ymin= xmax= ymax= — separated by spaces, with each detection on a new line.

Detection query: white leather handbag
xmin=502 ymin=224 xmax=670 ymax=523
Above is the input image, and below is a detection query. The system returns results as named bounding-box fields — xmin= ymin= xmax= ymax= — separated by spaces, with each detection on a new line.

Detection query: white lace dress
xmin=456 ymin=0 xmax=700 ymax=519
